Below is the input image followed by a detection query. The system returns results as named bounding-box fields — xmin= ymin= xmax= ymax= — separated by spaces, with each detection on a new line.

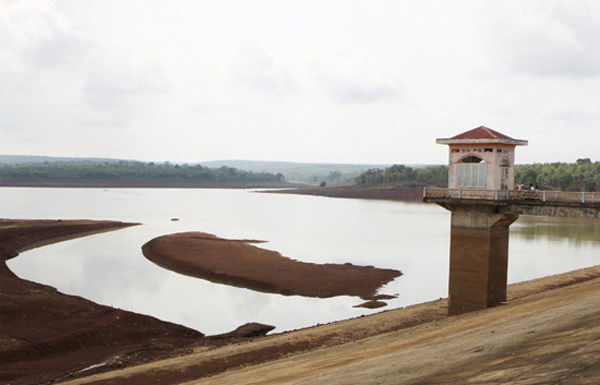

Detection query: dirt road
xmin=188 ymin=273 xmax=600 ymax=384
xmin=60 ymin=266 xmax=600 ymax=385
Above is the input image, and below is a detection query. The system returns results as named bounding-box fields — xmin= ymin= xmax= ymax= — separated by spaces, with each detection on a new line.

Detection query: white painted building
xmin=436 ymin=126 xmax=528 ymax=190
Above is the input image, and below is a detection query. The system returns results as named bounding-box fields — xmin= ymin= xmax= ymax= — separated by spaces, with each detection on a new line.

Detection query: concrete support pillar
xmin=445 ymin=205 xmax=519 ymax=315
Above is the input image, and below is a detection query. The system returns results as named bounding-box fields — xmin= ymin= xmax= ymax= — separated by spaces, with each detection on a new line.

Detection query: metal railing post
xmin=458 ymin=188 xmax=462 ymax=199
xmin=542 ymin=191 xmax=547 ymax=202
xmin=582 ymin=192 xmax=586 ymax=204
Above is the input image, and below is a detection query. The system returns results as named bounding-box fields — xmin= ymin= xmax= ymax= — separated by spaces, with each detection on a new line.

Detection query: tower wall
xmin=446 ymin=143 xmax=516 ymax=190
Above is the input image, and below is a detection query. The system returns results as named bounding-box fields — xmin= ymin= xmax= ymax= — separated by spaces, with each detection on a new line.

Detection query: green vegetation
xmin=355 ymin=165 xmax=448 ymax=187
xmin=0 ymin=225 xmax=19 ymax=229
xmin=0 ymin=161 xmax=286 ymax=184
xmin=2 ymin=157 xmax=597 ymax=192
xmin=198 ymin=160 xmax=397 ymax=184
xmin=515 ymin=159 xmax=599 ymax=192
xmin=355 ymin=160 xmax=600 ymax=192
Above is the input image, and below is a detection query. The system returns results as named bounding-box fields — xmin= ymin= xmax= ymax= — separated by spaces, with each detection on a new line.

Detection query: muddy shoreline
xmin=0 ymin=178 xmax=298 ymax=189
xmin=59 ymin=267 xmax=600 ymax=385
xmin=1 ymin=219 xmax=283 ymax=385
xmin=0 ymin=218 xmax=401 ymax=384
xmin=0 ymin=220 xmax=208 ymax=385
xmin=3 ymin=218 xmax=599 ymax=385
xmin=266 ymin=183 xmax=434 ymax=202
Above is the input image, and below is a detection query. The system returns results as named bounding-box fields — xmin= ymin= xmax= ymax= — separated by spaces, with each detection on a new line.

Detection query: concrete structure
xmin=430 ymin=126 xmax=528 ymax=314
xmin=444 ymin=205 xmax=518 ymax=315
xmin=437 ymin=126 xmax=527 ymax=191
xmin=426 ymin=128 xmax=599 ymax=315
xmin=424 ymin=190 xmax=600 ymax=314
xmin=424 ymin=188 xmax=600 ymax=219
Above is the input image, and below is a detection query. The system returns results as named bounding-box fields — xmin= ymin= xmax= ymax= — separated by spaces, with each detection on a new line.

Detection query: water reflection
xmin=3 ymin=188 xmax=599 ymax=334
xmin=512 ymin=216 xmax=600 ymax=245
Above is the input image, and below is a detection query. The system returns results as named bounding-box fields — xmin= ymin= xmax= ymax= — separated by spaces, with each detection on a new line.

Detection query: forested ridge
xmin=0 ymin=161 xmax=286 ymax=184
xmin=356 ymin=159 xmax=600 ymax=192
xmin=1 ymin=159 xmax=598 ymax=192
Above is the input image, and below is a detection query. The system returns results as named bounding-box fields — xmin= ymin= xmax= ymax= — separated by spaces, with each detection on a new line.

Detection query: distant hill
xmin=0 ymin=155 xmax=429 ymax=185
xmin=0 ymin=155 xmax=127 ymax=164
xmin=199 ymin=160 xmax=396 ymax=184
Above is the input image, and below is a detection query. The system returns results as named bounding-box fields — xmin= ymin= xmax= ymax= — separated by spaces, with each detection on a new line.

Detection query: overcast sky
xmin=1 ymin=0 xmax=599 ymax=165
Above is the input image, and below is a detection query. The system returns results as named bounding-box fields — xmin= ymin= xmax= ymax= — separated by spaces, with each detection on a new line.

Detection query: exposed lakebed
xmin=142 ymin=232 xmax=401 ymax=307
xmin=5 ymin=188 xmax=600 ymax=335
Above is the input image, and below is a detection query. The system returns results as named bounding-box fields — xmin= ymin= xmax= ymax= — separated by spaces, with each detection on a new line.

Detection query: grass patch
xmin=0 ymin=224 xmax=19 ymax=229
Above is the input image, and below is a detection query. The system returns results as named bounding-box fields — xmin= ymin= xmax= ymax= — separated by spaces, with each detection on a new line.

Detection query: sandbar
xmin=142 ymin=232 xmax=402 ymax=302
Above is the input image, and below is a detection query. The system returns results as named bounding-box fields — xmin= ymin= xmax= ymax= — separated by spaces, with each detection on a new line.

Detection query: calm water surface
xmin=4 ymin=188 xmax=599 ymax=335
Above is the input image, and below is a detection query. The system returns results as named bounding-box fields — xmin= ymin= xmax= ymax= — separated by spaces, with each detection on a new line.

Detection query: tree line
xmin=355 ymin=159 xmax=599 ymax=192
xmin=355 ymin=164 xmax=448 ymax=187
xmin=514 ymin=159 xmax=599 ymax=192
xmin=0 ymin=161 xmax=286 ymax=183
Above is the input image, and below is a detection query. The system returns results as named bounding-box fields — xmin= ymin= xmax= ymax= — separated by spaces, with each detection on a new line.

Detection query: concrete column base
xmin=446 ymin=205 xmax=519 ymax=315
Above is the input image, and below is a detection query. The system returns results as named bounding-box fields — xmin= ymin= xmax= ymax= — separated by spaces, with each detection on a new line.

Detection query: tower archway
xmin=456 ymin=155 xmax=486 ymax=188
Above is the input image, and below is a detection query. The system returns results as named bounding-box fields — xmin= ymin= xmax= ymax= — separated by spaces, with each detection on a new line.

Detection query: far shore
xmin=0 ymin=178 xmax=300 ymax=189
xmin=0 ymin=179 xmax=430 ymax=203
xmin=266 ymin=183 xmax=431 ymax=202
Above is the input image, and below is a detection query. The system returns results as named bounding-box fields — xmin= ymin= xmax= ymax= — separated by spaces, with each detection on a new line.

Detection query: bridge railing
xmin=423 ymin=187 xmax=600 ymax=204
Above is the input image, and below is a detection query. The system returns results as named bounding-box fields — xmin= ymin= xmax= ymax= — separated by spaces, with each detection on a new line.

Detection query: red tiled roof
xmin=451 ymin=126 xmax=515 ymax=140
xmin=436 ymin=126 xmax=528 ymax=146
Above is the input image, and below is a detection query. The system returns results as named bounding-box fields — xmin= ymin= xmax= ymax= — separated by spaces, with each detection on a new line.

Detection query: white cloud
xmin=230 ymin=43 xmax=295 ymax=97
xmin=0 ymin=0 xmax=85 ymax=69
xmin=0 ymin=0 xmax=171 ymax=134
xmin=314 ymin=52 xmax=404 ymax=105
xmin=1 ymin=0 xmax=599 ymax=164
xmin=483 ymin=1 xmax=600 ymax=78
xmin=81 ymin=60 xmax=168 ymax=127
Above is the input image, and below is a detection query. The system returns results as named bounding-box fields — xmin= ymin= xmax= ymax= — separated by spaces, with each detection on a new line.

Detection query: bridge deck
xmin=424 ymin=187 xmax=600 ymax=204
xmin=423 ymin=188 xmax=600 ymax=218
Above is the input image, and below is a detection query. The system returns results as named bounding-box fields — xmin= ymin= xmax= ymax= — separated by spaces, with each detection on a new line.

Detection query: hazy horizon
xmin=0 ymin=154 xmax=430 ymax=167
xmin=2 ymin=1 xmax=599 ymax=165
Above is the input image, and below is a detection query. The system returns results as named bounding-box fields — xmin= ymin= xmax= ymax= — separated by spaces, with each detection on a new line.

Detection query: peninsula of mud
xmin=142 ymin=232 xmax=402 ymax=305
xmin=1 ymin=219 xmax=400 ymax=385
xmin=0 ymin=219 xmax=210 ymax=385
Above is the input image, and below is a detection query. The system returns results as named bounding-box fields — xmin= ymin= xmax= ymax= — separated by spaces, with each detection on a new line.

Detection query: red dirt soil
xmin=3 ymin=219 xmax=599 ymax=385
xmin=0 ymin=219 xmax=401 ymax=385
xmin=268 ymin=184 xmax=428 ymax=201
xmin=0 ymin=219 xmax=209 ymax=385
xmin=142 ymin=232 xmax=401 ymax=302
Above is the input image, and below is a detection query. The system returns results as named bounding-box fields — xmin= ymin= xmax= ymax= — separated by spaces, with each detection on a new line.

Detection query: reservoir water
xmin=4 ymin=188 xmax=600 ymax=335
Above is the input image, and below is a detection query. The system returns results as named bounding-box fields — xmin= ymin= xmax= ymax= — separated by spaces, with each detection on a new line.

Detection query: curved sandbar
xmin=142 ymin=232 xmax=402 ymax=301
